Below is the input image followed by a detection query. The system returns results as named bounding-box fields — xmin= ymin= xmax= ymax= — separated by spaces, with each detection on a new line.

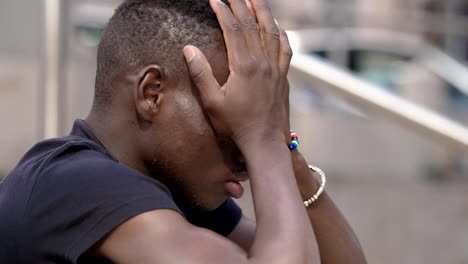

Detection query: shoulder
xmin=45 ymin=149 xmax=142 ymax=181
xmin=24 ymin=147 xmax=182 ymax=262
xmin=31 ymin=148 xmax=176 ymax=207
xmin=18 ymin=135 xmax=107 ymax=165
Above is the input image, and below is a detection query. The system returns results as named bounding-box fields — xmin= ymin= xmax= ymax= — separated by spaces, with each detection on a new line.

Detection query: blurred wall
xmin=0 ymin=0 xmax=43 ymax=172
xmin=1 ymin=0 xmax=468 ymax=263
xmin=0 ymin=1 xmax=42 ymax=57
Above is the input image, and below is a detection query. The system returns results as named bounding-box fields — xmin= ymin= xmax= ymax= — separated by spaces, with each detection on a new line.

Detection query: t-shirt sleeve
xmin=25 ymin=151 xmax=182 ymax=263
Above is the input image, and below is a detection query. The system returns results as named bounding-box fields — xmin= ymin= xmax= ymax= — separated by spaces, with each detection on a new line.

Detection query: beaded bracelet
xmin=303 ymin=165 xmax=326 ymax=207
xmin=289 ymin=131 xmax=299 ymax=150
xmin=288 ymin=131 xmax=326 ymax=207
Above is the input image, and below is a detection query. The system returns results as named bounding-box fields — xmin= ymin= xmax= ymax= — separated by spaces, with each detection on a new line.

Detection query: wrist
xmin=291 ymin=150 xmax=307 ymax=172
xmin=238 ymin=137 xmax=293 ymax=183
xmin=241 ymin=139 xmax=290 ymax=164
xmin=235 ymin=128 xmax=286 ymax=157
xmin=291 ymin=150 xmax=321 ymax=198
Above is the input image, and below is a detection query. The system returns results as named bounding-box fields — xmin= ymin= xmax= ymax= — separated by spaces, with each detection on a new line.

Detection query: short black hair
xmin=94 ymin=0 xmax=225 ymax=108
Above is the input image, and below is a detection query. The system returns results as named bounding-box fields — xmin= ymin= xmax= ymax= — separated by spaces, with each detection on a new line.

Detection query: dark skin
xmin=229 ymin=151 xmax=368 ymax=263
xmin=226 ymin=3 xmax=367 ymax=263
xmin=85 ymin=0 xmax=366 ymax=263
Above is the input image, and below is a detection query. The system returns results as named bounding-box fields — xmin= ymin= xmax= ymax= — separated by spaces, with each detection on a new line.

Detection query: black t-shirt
xmin=0 ymin=120 xmax=242 ymax=264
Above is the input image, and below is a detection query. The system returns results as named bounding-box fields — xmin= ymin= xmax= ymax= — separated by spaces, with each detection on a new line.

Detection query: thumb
xmin=183 ymin=45 xmax=220 ymax=108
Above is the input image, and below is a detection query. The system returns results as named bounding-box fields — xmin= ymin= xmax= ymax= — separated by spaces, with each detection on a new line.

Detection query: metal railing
xmin=315 ymin=2 xmax=468 ymax=38
xmin=289 ymin=53 xmax=468 ymax=153
xmin=42 ymin=0 xmax=62 ymax=139
xmin=41 ymin=1 xmax=468 ymax=153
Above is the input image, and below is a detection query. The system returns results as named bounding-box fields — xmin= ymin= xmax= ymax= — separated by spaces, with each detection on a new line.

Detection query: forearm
xmin=240 ymin=140 xmax=317 ymax=263
xmin=292 ymin=151 xmax=367 ymax=264
xmin=228 ymin=150 xmax=366 ymax=263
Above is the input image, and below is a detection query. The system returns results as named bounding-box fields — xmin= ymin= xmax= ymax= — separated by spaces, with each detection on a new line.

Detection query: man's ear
xmin=135 ymin=65 xmax=164 ymax=123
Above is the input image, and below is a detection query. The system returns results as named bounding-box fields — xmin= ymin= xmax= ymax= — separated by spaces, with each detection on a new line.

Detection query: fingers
xmin=209 ymin=0 xmax=248 ymax=66
xmin=246 ymin=0 xmax=256 ymax=18
xmin=284 ymin=78 xmax=291 ymax=117
xmin=228 ymin=0 xmax=262 ymax=54
xmin=278 ymin=27 xmax=292 ymax=120
xmin=278 ymin=25 xmax=293 ymax=77
xmin=249 ymin=0 xmax=280 ymax=62
xmin=183 ymin=46 xmax=221 ymax=110
xmin=210 ymin=0 xmax=286 ymax=75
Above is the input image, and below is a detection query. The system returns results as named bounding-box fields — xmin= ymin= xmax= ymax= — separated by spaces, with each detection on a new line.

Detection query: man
xmin=0 ymin=0 xmax=366 ymax=263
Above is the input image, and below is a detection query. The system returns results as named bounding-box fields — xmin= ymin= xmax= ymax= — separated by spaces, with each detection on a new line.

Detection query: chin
xmin=190 ymin=194 xmax=228 ymax=213
xmin=172 ymin=186 xmax=227 ymax=213
xmin=204 ymin=197 xmax=228 ymax=211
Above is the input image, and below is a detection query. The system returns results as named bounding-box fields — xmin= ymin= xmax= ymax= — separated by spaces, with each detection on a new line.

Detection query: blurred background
xmin=1 ymin=0 xmax=468 ymax=263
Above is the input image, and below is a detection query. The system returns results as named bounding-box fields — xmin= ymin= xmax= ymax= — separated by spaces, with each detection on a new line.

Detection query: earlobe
xmin=135 ymin=65 xmax=164 ymax=122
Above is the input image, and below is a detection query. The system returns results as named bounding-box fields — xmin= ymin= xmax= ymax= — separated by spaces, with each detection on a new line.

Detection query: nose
xmin=237 ymin=153 xmax=245 ymax=164
xmin=232 ymin=153 xmax=247 ymax=173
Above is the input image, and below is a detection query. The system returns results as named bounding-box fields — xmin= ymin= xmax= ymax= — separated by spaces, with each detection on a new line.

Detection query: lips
xmin=225 ymin=180 xmax=245 ymax=199
xmin=225 ymin=170 xmax=248 ymax=199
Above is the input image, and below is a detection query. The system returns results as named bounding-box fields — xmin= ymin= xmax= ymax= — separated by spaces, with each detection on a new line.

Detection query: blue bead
xmin=289 ymin=140 xmax=299 ymax=150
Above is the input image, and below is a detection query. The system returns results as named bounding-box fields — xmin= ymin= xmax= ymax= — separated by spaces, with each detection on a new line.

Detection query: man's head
xmin=94 ymin=0 xmax=229 ymax=108
xmin=90 ymin=0 xmax=246 ymax=211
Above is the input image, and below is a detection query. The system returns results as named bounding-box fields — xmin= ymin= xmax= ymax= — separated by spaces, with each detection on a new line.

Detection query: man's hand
xmin=184 ymin=0 xmax=318 ymax=263
xmin=183 ymin=0 xmax=292 ymax=150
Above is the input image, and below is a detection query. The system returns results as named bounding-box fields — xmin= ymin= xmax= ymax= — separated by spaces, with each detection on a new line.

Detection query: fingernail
xmin=217 ymin=0 xmax=228 ymax=7
xmin=246 ymin=0 xmax=253 ymax=9
xmin=246 ymin=0 xmax=256 ymax=18
xmin=184 ymin=46 xmax=197 ymax=62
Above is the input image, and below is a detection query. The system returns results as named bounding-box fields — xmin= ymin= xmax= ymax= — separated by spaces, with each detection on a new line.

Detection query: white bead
xmin=302 ymin=164 xmax=327 ymax=207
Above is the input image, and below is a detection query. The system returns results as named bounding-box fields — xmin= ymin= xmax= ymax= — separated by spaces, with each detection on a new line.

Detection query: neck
xmin=85 ymin=108 xmax=151 ymax=177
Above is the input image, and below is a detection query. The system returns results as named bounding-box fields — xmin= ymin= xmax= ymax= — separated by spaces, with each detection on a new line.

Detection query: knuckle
xmin=259 ymin=61 xmax=273 ymax=76
xmin=190 ymin=65 xmax=208 ymax=82
xmin=228 ymin=22 xmax=242 ymax=32
xmin=261 ymin=24 xmax=280 ymax=39
xmin=279 ymin=30 xmax=293 ymax=58
xmin=282 ymin=45 xmax=293 ymax=59
xmin=241 ymin=18 xmax=258 ymax=31
xmin=239 ymin=59 xmax=257 ymax=74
